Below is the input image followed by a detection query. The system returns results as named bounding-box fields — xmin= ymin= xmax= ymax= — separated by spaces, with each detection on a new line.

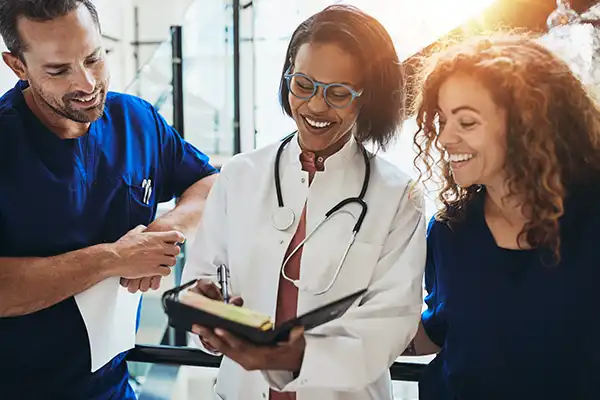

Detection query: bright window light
xmin=337 ymin=0 xmax=496 ymax=59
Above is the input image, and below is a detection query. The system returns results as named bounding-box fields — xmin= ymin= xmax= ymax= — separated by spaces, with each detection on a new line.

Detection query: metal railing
xmin=127 ymin=344 xmax=426 ymax=382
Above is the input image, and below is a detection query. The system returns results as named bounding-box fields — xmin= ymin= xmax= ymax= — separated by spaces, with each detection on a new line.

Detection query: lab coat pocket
xmin=127 ymin=184 xmax=155 ymax=227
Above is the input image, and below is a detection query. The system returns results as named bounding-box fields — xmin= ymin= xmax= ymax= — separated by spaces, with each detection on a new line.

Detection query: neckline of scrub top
xmin=12 ymin=80 xmax=99 ymax=180
xmin=13 ymin=80 xmax=97 ymax=146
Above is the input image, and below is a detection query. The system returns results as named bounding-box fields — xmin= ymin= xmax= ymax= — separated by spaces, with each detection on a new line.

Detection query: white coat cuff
xmin=261 ymin=370 xmax=295 ymax=391
xmin=261 ymin=333 xmax=323 ymax=391
xmin=189 ymin=332 xmax=222 ymax=356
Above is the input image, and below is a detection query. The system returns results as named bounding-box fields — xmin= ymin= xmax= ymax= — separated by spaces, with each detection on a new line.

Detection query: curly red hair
xmin=413 ymin=34 xmax=600 ymax=260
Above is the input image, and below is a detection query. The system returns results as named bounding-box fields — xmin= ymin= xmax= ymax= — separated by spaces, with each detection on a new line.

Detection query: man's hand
xmin=120 ymin=219 xmax=184 ymax=293
xmin=120 ymin=176 xmax=216 ymax=293
xmin=191 ymin=325 xmax=305 ymax=372
xmin=110 ymin=225 xmax=184 ymax=279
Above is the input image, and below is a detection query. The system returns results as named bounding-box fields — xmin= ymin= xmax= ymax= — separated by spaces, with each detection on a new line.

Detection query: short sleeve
xmin=421 ymin=216 xmax=447 ymax=348
xmin=150 ymin=106 xmax=218 ymax=202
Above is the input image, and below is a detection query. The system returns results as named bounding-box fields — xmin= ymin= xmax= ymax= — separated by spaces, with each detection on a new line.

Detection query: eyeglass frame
xmin=283 ymin=66 xmax=363 ymax=109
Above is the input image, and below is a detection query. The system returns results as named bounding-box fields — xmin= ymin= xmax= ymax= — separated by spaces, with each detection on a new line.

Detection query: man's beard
xmin=33 ymin=82 xmax=107 ymax=124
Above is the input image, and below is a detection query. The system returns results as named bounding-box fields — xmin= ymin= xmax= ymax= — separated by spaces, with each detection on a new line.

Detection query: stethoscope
xmin=271 ymin=133 xmax=371 ymax=295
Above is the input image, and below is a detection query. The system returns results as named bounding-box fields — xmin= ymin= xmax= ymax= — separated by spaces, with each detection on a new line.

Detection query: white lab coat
xmin=183 ymin=134 xmax=426 ymax=400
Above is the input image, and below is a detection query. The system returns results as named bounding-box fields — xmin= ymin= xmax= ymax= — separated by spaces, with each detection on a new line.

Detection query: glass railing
xmin=124 ymin=0 xmax=236 ymax=390
xmin=124 ymin=0 xmax=235 ymax=158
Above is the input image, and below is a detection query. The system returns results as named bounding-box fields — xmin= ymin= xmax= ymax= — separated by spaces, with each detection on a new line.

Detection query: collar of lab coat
xmin=285 ymin=133 xmax=359 ymax=171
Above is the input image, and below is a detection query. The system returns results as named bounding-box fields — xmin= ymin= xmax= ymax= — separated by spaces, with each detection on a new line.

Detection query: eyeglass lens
xmin=289 ymin=75 xmax=355 ymax=108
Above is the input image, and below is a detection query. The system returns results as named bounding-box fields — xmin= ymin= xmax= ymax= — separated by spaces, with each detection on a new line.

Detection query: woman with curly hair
xmin=403 ymin=34 xmax=600 ymax=400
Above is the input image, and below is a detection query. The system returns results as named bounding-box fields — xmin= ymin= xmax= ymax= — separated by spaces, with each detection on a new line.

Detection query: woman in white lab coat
xmin=183 ymin=4 xmax=426 ymax=400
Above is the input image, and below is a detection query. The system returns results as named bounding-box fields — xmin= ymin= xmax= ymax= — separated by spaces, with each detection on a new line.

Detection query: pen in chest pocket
xmin=141 ymin=179 xmax=152 ymax=204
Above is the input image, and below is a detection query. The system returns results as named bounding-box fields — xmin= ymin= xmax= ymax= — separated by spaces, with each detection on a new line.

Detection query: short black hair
xmin=0 ymin=0 xmax=101 ymax=58
xmin=279 ymin=4 xmax=405 ymax=151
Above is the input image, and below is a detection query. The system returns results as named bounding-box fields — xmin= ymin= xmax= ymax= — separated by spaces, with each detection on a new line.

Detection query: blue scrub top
xmin=0 ymin=81 xmax=217 ymax=399
xmin=420 ymin=183 xmax=600 ymax=400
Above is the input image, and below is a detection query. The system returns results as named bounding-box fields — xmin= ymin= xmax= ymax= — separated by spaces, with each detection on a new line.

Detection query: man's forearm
xmin=159 ymin=175 xmax=217 ymax=236
xmin=119 ymin=176 xmax=217 ymax=291
xmin=0 ymin=244 xmax=116 ymax=317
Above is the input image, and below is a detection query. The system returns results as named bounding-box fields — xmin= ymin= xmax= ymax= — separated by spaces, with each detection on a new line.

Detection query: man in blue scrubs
xmin=0 ymin=0 xmax=218 ymax=398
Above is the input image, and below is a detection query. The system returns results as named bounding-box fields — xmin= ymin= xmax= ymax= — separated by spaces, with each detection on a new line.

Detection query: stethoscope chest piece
xmin=271 ymin=206 xmax=295 ymax=231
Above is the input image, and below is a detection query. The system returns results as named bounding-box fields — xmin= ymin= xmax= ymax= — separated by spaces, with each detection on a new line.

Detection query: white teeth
xmin=75 ymin=94 xmax=95 ymax=102
xmin=448 ymin=153 xmax=474 ymax=162
xmin=305 ymin=116 xmax=332 ymax=129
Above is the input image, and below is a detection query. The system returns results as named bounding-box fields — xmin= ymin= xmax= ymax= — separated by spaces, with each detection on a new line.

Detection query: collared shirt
xmin=0 ymin=81 xmax=217 ymax=399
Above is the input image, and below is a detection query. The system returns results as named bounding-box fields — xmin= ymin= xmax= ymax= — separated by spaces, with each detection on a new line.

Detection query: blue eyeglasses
xmin=284 ymin=66 xmax=363 ymax=109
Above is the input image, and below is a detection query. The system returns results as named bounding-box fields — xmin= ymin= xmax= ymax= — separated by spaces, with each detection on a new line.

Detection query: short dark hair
xmin=279 ymin=4 xmax=404 ymax=151
xmin=0 ymin=0 xmax=101 ymax=58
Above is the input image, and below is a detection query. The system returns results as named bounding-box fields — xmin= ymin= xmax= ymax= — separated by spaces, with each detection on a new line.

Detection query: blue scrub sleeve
xmin=421 ymin=216 xmax=447 ymax=348
xmin=151 ymin=106 xmax=218 ymax=202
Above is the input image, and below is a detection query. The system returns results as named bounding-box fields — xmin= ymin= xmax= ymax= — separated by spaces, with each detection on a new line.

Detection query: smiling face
xmin=288 ymin=42 xmax=362 ymax=153
xmin=2 ymin=5 xmax=109 ymax=124
xmin=437 ymin=73 xmax=508 ymax=189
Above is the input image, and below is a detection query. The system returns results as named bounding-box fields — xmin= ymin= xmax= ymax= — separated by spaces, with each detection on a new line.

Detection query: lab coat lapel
xmin=295 ymin=137 xmax=364 ymax=311
xmin=242 ymin=139 xmax=308 ymax=321
xmin=301 ymin=137 xmax=361 ymax=274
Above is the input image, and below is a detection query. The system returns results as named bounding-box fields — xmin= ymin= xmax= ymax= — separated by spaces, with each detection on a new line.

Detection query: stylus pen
xmin=217 ymin=264 xmax=230 ymax=303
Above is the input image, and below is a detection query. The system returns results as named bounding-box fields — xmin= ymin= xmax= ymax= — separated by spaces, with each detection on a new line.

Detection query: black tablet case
xmin=162 ymin=279 xmax=367 ymax=345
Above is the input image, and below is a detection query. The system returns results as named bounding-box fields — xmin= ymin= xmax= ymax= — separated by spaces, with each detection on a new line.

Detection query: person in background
xmin=403 ymin=34 xmax=600 ymax=400
xmin=0 ymin=0 xmax=217 ymax=398
xmin=183 ymin=5 xmax=426 ymax=400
